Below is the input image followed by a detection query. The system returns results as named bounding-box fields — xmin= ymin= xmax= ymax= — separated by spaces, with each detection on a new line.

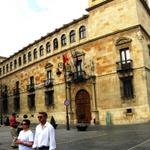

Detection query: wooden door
xmin=75 ymin=89 xmax=91 ymax=123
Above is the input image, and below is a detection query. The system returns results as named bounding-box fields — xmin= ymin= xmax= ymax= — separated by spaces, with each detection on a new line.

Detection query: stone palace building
xmin=0 ymin=0 xmax=150 ymax=126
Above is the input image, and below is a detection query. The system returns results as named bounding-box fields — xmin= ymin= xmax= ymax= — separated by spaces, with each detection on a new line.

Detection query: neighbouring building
xmin=0 ymin=0 xmax=150 ymax=126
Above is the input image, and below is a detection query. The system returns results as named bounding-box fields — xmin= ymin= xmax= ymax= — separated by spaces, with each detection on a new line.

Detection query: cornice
xmin=139 ymin=0 xmax=150 ymax=16
xmin=86 ymin=0 xmax=113 ymax=12
xmin=1 ymin=24 xmax=149 ymax=79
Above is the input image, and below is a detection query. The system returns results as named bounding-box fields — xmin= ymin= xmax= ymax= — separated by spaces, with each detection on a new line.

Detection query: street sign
xmin=64 ymin=99 xmax=70 ymax=106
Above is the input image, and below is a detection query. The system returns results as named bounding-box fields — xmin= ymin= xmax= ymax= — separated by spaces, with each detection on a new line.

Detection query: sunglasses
xmin=38 ymin=116 xmax=44 ymax=119
xmin=21 ymin=123 xmax=28 ymax=125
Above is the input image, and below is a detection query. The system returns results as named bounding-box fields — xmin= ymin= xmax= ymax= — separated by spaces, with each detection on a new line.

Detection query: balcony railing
xmin=44 ymin=79 xmax=53 ymax=88
xmin=27 ymin=84 xmax=35 ymax=92
xmin=13 ymin=88 xmax=20 ymax=95
xmin=116 ymin=59 xmax=133 ymax=72
xmin=72 ymin=70 xmax=87 ymax=83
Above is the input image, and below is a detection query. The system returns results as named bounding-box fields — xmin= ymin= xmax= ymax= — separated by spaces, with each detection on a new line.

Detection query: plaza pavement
xmin=1 ymin=123 xmax=150 ymax=150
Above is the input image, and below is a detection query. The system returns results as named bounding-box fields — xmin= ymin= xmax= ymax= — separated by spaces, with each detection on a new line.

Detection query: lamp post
xmin=64 ymin=65 xmax=70 ymax=130
xmin=63 ymin=54 xmax=70 ymax=130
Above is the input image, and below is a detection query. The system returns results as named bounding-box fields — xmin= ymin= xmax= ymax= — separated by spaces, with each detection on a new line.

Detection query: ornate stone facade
xmin=0 ymin=0 xmax=150 ymax=125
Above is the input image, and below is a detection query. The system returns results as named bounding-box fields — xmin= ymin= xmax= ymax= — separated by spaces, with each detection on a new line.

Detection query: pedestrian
xmin=16 ymin=119 xmax=34 ymax=150
xmin=9 ymin=112 xmax=19 ymax=148
xmin=32 ymin=112 xmax=56 ymax=150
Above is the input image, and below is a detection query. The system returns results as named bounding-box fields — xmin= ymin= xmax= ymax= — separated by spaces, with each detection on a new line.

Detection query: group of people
xmin=9 ymin=112 xmax=56 ymax=150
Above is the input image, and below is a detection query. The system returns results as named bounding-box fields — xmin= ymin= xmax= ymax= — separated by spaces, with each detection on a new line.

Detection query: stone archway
xmin=75 ymin=89 xmax=91 ymax=124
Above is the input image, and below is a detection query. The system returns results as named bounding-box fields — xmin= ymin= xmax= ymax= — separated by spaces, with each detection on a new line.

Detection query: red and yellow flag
xmin=63 ymin=53 xmax=69 ymax=64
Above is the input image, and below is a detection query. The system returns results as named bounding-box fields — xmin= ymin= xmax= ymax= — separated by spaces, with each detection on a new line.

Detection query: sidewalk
xmin=1 ymin=123 xmax=150 ymax=150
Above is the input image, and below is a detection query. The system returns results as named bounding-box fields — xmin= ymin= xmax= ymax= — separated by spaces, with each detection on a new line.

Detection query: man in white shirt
xmin=32 ymin=112 xmax=56 ymax=150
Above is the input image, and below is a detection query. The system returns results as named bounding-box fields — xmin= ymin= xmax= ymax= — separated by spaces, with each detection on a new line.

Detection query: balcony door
xmin=120 ymin=48 xmax=130 ymax=63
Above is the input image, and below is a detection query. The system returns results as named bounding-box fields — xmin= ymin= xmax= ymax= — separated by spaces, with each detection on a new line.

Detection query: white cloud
xmin=0 ymin=0 xmax=88 ymax=57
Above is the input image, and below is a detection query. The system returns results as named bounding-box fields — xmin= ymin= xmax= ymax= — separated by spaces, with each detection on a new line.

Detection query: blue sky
xmin=0 ymin=0 xmax=88 ymax=57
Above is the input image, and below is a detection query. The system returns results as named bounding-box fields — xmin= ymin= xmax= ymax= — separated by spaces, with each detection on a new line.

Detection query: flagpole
xmin=63 ymin=55 xmax=70 ymax=130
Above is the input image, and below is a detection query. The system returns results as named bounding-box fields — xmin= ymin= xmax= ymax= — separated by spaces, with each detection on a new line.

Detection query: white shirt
xmin=17 ymin=130 xmax=34 ymax=150
xmin=32 ymin=122 xmax=56 ymax=150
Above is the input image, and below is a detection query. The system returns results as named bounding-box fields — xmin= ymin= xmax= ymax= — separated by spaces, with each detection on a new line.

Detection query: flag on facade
xmin=63 ymin=53 xmax=69 ymax=65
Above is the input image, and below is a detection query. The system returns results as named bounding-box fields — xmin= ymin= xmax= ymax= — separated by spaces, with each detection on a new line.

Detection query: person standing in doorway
xmin=32 ymin=112 xmax=56 ymax=150
xmin=9 ymin=112 xmax=19 ymax=148
xmin=16 ymin=119 xmax=34 ymax=150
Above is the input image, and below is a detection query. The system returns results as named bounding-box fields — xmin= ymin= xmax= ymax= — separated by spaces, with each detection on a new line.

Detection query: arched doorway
xmin=75 ymin=89 xmax=91 ymax=124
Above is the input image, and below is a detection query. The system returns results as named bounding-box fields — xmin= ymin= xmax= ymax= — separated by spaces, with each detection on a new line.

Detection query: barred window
xmin=120 ymin=77 xmax=134 ymax=99
xmin=2 ymin=86 xmax=8 ymax=113
xmin=45 ymin=91 xmax=54 ymax=106
xmin=14 ymin=97 xmax=20 ymax=112
xmin=28 ymin=94 xmax=35 ymax=110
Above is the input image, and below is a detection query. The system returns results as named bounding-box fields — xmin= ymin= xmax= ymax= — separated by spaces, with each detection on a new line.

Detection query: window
xmin=70 ymin=30 xmax=76 ymax=43
xmin=14 ymin=59 xmax=17 ymax=69
xmin=120 ymin=48 xmax=130 ymax=63
xmin=46 ymin=42 xmax=51 ymax=53
xmin=30 ymin=76 xmax=34 ymax=85
xmin=23 ymin=54 xmax=27 ymax=64
xmin=3 ymin=66 xmax=5 ymax=74
xmin=28 ymin=94 xmax=35 ymax=110
xmin=79 ymin=26 xmax=86 ymax=39
xmin=16 ymin=81 xmax=19 ymax=89
xmin=53 ymin=38 xmax=58 ymax=50
xmin=27 ymin=76 xmax=35 ymax=92
xmin=76 ymin=60 xmax=83 ymax=76
xmin=148 ymin=45 xmax=150 ymax=57
xmin=2 ymin=86 xmax=8 ymax=113
xmin=39 ymin=45 xmax=44 ymax=56
xmin=45 ymin=91 xmax=54 ymax=106
xmin=18 ymin=57 xmax=22 ymax=66
xmin=14 ymin=97 xmax=20 ymax=112
xmin=10 ymin=62 xmax=13 ymax=71
xmin=33 ymin=48 xmax=38 ymax=59
xmin=47 ymin=70 xmax=52 ymax=79
xmin=14 ymin=81 xmax=20 ymax=95
xmin=120 ymin=77 xmax=134 ymax=99
xmin=6 ymin=64 xmax=9 ymax=72
xmin=0 ymin=68 xmax=1 ymax=76
xmin=61 ymin=34 xmax=66 ymax=46
xmin=28 ymin=51 xmax=32 ymax=62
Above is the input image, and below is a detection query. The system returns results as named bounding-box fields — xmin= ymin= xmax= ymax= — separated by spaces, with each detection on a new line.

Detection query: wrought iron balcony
xmin=44 ymin=79 xmax=53 ymax=88
xmin=27 ymin=84 xmax=35 ymax=92
xmin=116 ymin=59 xmax=133 ymax=72
xmin=72 ymin=70 xmax=87 ymax=83
xmin=13 ymin=88 xmax=20 ymax=95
